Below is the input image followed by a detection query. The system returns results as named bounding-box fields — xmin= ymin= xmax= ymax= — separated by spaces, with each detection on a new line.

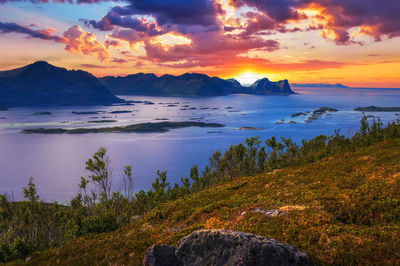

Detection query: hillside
xmin=24 ymin=138 xmax=400 ymax=265
xmin=0 ymin=61 xmax=123 ymax=107
xmin=99 ymin=73 xmax=295 ymax=96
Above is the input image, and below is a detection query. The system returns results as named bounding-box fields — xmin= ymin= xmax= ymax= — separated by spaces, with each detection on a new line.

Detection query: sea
xmin=1 ymin=86 xmax=400 ymax=202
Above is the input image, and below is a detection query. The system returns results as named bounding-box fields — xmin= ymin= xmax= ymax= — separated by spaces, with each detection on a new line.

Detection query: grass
xmin=12 ymin=138 xmax=400 ymax=265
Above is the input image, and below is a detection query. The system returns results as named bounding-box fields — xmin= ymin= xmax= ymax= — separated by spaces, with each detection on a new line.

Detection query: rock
xmin=312 ymin=107 xmax=338 ymax=115
xmin=253 ymin=208 xmax=286 ymax=217
xmin=249 ymin=78 xmax=295 ymax=94
xmin=143 ymin=244 xmax=182 ymax=266
xmin=143 ymin=229 xmax=313 ymax=266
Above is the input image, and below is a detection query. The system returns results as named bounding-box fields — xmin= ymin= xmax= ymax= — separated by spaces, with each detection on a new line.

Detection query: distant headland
xmin=292 ymin=83 xmax=349 ymax=88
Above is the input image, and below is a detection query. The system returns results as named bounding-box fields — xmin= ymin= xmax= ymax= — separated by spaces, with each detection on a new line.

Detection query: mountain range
xmin=99 ymin=73 xmax=294 ymax=97
xmin=0 ymin=61 xmax=295 ymax=107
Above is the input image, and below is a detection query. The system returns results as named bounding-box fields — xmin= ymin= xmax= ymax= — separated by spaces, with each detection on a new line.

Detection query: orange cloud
xmin=63 ymin=25 xmax=109 ymax=61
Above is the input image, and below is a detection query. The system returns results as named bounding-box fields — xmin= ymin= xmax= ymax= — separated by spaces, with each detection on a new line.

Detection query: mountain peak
xmin=0 ymin=61 xmax=122 ymax=106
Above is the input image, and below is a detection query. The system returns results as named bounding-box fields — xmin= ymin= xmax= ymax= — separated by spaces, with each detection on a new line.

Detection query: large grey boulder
xmin=143 ymin=244 xmax=182 ymax=266
xmin=144 ymin=229 xmax=313 ymax=266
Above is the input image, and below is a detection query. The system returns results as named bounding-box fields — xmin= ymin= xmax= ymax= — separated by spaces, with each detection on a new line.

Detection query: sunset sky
xmin=0 ymin=0 xmax=399 ymax=87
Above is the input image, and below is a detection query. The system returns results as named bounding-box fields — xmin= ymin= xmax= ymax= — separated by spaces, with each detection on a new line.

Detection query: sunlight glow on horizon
xmin=234 ymin=72 xmax=266 ymax=86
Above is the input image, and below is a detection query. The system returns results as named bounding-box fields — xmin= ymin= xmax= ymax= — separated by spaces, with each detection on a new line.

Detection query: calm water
xmin=1 ymin=87 xmax=400 ymax=202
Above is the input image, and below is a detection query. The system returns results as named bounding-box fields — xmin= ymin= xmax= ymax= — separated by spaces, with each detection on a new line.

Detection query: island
xmin=21 ymin=121 xmax=225 ymax=134
xmin=33 ymin=112 xmax=52 ymax=115
xmin=292 ymin=83 xmax=349 ymax=88
xmin=0 ymin=61 xmax=123 ymax=107
xmin=354 ymin=106 xmax=400 ymax=112
xmin=99 ymin=73 xmax=295 ymax=96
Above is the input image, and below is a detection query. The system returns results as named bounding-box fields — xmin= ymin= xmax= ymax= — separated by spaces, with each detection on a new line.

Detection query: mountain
xmin=0 ymin=61 xmax=123 ymax=107
xmin=100 ymin=73 xmax=244 ymax=96
xmin=248 ymin=78 xmax=294 ymax=94
xmin=99 ymin=73 xmax=295 ymax=96
xmin=292 ymin=83 xmax=349 ymax=88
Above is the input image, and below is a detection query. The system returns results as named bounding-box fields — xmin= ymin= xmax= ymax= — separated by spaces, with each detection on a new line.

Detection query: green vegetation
xmin=355 ymin=106 xmax=400 ymax=112
xmin=21 ymin=121 xmax=225 ymax=134
xmin=2 ymin=116 xmax=400 ymax=264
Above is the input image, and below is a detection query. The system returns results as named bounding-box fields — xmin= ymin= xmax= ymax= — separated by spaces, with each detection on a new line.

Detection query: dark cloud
xmin=233 ymin=0 xmax=400 ymax=44
xmin=111 ymin=58 xmax=127 ymax=63
xmin=0 ymin=21 xmax=64 ymax=42
xmin=81 ymin=63 xmax=116 ymax=68
xmin=0 ymin=0 xmax=119 ymax=4
xmin=83 ymin=0 xmax=220 ymax=35
xmin=82 ymin=9 xmax=164 ymax=35
xmin=104 ymin=39 xmax=121 ymax=48
xmin=125 ymin=0 xmax=218 ymax=28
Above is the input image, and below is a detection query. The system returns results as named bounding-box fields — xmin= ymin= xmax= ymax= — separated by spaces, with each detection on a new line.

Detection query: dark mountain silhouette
xmin=0 ymin=61 xmax=123 ymax=107
xmin=100 ymin=73 xmax=295 ymax=96
xmin=248 ymin=78 xmax=294 ymax=94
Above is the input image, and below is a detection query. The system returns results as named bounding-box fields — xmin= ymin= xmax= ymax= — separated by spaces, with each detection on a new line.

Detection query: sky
xmin=0 ymin=0 xmax=399 ymax=87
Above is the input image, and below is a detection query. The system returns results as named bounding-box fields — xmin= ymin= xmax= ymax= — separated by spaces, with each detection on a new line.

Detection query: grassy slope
xmin=23 ymin=139 xmax=400 ymax=265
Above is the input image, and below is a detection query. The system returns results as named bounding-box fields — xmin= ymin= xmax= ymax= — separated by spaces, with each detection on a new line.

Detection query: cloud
xmin=0 ymin=0 xmax=118 ymax=4
xmin=110 ymin=58 xmax=127 ymax=63
xmin=81 ymin=63 xmax=116 ymax=68
xmin=232 ymin=0 xmax=400 ymax=44
xmin=0 ymin=21 xmax=114 ymax=61
xmin=0 ymin=21 xmax=64 ymax=42
xmin=63 ymin=25 xmax=109 ymax=61
xmin=83 ymin=10 xmax=164 ymax=36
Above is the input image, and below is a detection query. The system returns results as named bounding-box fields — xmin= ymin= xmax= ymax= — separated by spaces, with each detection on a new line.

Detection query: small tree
xmin=85 ymin=147 xmax=113 ymax=202
xmin=122 ymin=165 xmax=134 ymax=201
xmin=23 ymin=177 xmax=39 ymax=203
xmin=190 ymin=165 xmax=200 ymax=192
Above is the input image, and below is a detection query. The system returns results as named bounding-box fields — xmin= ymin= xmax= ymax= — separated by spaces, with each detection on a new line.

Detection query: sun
xmin=235 ymin=72 xmax=265 ymax=86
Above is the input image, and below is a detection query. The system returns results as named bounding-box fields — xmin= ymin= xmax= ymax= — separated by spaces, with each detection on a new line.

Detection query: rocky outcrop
xmin=249 ymin=78 xmax=295 ymax=94
xmin=143 ymin=229 xmax=313 ymax=266
xmin=144 ymin=244 xmax=182 ymax=266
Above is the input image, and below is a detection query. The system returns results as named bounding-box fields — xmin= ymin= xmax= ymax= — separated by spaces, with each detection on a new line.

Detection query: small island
xmin=238 ymin=127 xmax=262 ymax=130
xmin=33 ymin=111 xmax=52 ymax=115
xmin=109 ymin=110 xmax=132 ymax=114
xmin=354 ymin=106 xmax=400 ymax=112
xmin=21 ymin=121 xmax=225 ymax=134
xmin=87 ymin=120 xmax=117 ymax=123
xmin=72 ymin=111 xmax=102 ymax=115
